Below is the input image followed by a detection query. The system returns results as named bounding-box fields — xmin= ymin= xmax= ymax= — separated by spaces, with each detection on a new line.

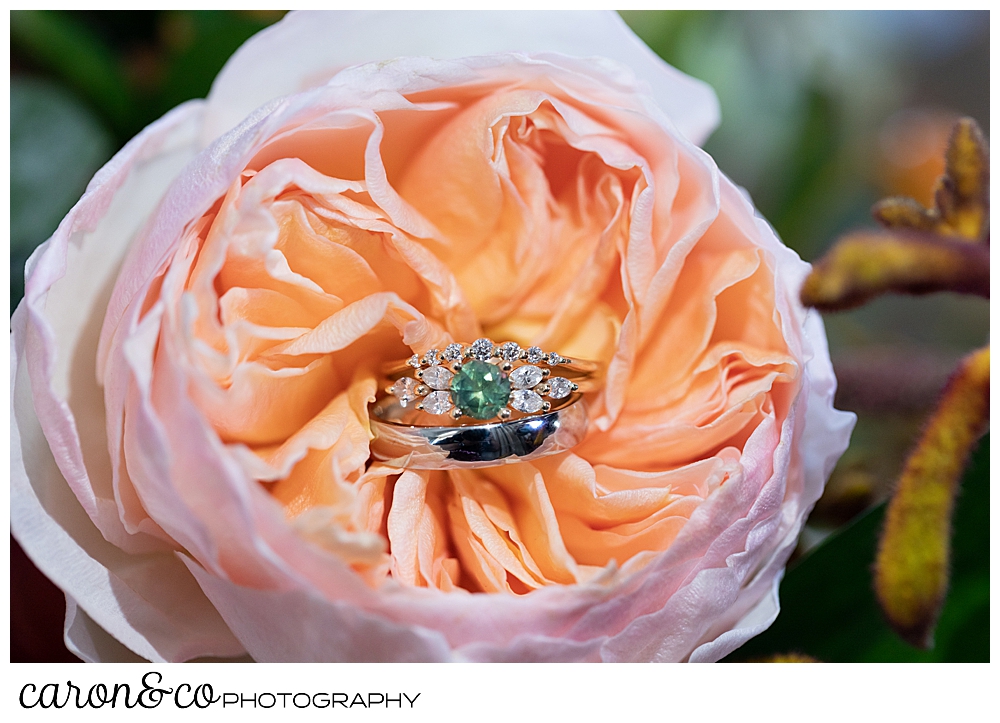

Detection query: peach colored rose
xmin=11 ymin=11 xmax=854 ymax=662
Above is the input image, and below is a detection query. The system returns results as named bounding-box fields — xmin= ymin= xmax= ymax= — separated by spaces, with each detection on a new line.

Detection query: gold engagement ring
xmin=369 ymin=338 xmax=597 ymax=469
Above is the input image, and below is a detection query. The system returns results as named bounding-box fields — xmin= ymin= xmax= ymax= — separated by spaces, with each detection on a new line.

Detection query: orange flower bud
xmin=877 ymin=109 xmax=956 ymax=208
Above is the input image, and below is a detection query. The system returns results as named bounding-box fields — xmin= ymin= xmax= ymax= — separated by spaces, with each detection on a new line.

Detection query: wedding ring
xmin=369 ymin=338 xmax=596 ymax=468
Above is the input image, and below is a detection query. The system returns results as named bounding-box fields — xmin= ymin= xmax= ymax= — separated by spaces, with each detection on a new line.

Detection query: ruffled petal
xmin=204 ymin=11 xmax=718 ymax=147
xmin=12 ymin=308 xmax=244 ymax=662
xmin=14 ymin=40 xmax=852 ymax=664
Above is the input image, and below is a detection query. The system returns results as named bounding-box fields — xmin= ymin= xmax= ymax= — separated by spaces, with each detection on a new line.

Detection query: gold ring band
xmin=373 ymin=338 xmax=598 ymax=424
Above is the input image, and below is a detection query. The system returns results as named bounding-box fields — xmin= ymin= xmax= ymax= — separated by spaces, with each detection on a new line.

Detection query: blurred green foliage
xmin=11 ymin=11 xmax=135 ymax=134
xmin=10 ymin=10 xmax=283 ymax=141
xmin=728 ymin=434 xmax=988 ymax=662
xmin=10 ymin=77 xmax=113 ymax=309
xmin=10 ymin=10 xmax=283 ymax=309
xmin=622 ymin=11 xmax=988 ymax=260
xmin=153 ymin=11 xmax=283 ymax=119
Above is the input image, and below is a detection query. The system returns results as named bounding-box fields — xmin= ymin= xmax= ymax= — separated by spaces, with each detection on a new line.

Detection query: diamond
xmin=510 ymin=389 xmax=544 ymax=414
xmin=469 ymin=338 xmax=495 ymax=361
xmin=545 ymin=352 xmax=564 ymax=365
xmin=443 ymin=342 xmax=464 ymax=361
xmin=498 ymin=341 xmax=522 ymax=362
xmin=449 ymin=359 xmax=510 ymax=419
xmin=391 ymin=377 xmax=420 ymax=405
xmin=510 ymin=365 xmax=544 ymax=389
xmin=525 ymin=346 xmax=545 ymax=363
xmin=422 ymin=348 xmax=441 ymax=365
xmin=421 ymin=365 xmax=453 ymax=390
xmin=547 ymin=377 xmax=573 ymax=399
xmin=407 ymin=354 xmax=421 ymax=368
xmin=421 ymin=391 xmax=453 ymax=415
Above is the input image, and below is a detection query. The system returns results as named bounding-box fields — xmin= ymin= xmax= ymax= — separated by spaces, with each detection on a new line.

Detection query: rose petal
xmin=184 ymin=556 xmax=454 ymax=662
xmin=12 ymin=307 xmax=245 ymax=662
xmin=64 ymin=596 xmax=147 ymax=663
xmin=22 ymin=101 xmax=204 ymax=553
xmin=14 ymin=39 xmax=855 ymax=664
xmin=204 ymin=11 xmax=719 ymax=147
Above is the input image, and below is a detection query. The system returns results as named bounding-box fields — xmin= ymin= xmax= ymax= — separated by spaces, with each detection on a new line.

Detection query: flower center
xmin=449 ymin=360 xmax=510 ymax=420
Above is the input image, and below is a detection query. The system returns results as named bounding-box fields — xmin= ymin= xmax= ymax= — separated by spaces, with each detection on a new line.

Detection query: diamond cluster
xmin=391 ymin=338 xmax=578 ymax=420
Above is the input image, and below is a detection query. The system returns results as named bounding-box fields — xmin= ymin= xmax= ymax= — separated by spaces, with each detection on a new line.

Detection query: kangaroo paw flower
xmin=874 ymin=118 xmax=989 ymax=243
xmin=874 ymin=346 xmax=990 ymax=648
xmin=871 ymin=196 xmax=937 ymax=233
xmin=800 ymin=229 xmax=989 ymax=311
xmin=756 ymin=653 xmax=820 ymax=663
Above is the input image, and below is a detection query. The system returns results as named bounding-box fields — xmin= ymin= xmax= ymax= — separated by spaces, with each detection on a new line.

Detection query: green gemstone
xmin=449 ymin=360 xmax=510 ymax=420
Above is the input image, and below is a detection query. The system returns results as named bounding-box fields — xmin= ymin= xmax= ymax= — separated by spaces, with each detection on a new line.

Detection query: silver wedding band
xmin=369 ymin=395 xmax=588 ymax=469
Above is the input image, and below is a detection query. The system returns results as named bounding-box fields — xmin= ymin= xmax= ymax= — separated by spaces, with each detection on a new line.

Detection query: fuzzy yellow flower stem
xmin=800 ymin=230 xmax=989 ymax=312
xmin=874 ymin=345 xmax=990 ymax=647
xmin=937 ymin=118 xmax=989 ymax=241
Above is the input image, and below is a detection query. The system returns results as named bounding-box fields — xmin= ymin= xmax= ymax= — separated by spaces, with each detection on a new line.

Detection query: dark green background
xmin=727 ymin=435 xmax=989 ymax=662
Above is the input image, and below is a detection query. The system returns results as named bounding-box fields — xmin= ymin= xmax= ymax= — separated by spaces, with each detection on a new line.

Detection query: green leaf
xmin=727 ymin=433 xmax=988 ymax=662
xmin=152 ymin=11 xmax=280 ymax=117
xmin=11 ymin=10 xmax=135 ymax=134
xmin=10 ymin=77 xmax=113 ymax=311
